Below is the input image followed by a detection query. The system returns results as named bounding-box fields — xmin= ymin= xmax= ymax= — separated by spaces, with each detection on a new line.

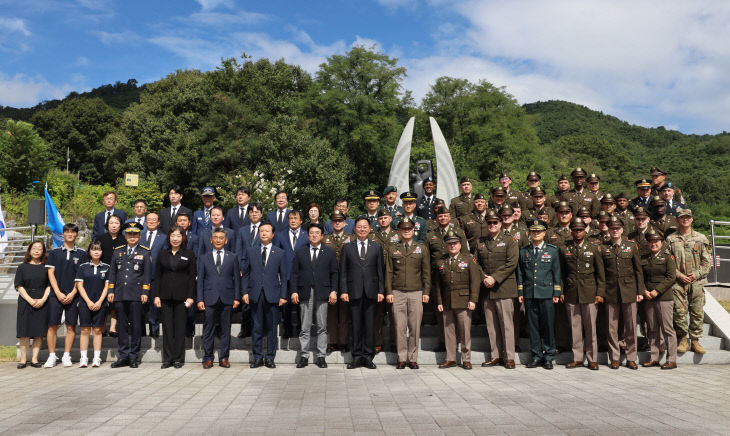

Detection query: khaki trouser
xmin=393 ymin=290 xmax=423 ymax=363
xmin=646 ymin=299 xmax=677 ymax=363
xmin=327 ymin=300 xmax=349 ymax=346
xmin=607 ymin=302 xmax=637 ymax=362
xmin=443 ymin=308 xmax=472 ymax=363
xmin=566 ymin=302 xmax=598 ymax=363
xmin=484 ymin=298 xmax=515 ymax=361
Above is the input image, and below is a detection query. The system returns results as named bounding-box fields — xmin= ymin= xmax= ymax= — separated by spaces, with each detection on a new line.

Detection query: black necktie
xmin=216 ymin=251 xmax=222 ymax=273
xmin=239 ymin=207 xmax=244 ymax=222
xmin=278 ymin=211 xmax=283 ymax=226
xmin=405 ymin=243 xmax=410 ymax=251
xmin=251 ymin=225 xmax=257 ymax=244
xmin=106 ymin=211 xmax=111 ymax=223
xmin=360 ymin=242 xmax=366 ymax=260
xmin=261 ymin=246 xmax=267 ymax=268
xmin=171 ymin=206 xmax=177 ymax=220
xmin=146 ymin=232 xmax=152 ymax=247
xmin=534 ymin=246 xmax=539 ymax=257
xmin=311 ymin=247 xmax=318 ymax=265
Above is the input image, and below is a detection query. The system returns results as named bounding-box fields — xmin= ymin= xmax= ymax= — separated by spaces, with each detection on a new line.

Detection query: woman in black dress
xmin=152 ymin=226 xmax=196 ymax=368
xmin=98 ymin=215 xmax=123 ymax=336
xmin=15 ymin=241 xmax=51 ymax=369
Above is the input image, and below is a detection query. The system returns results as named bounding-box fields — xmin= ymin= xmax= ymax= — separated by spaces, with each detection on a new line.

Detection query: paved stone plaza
xmin=0 ymin=362 xmax=729 ymax=435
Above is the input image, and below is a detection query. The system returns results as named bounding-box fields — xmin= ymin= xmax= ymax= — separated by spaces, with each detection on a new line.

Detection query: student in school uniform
xmin=75 ymin=241 xmax=110 ymax=368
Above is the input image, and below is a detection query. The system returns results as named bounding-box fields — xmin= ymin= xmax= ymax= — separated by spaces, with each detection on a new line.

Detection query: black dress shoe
xmin=525 ymin=359 xmax=543 ymax=368
xmin=250 ymin=358 xmax=263 ymax=368
xmin=316 ymin=357 xmax=327 ymax=368
xmin=296 ymin=357 xmax=309 ymax=368
xmin=161 ymin=362 xmax=173 ymax=369
xmin=363 ymin=361 xmax=377 ymax=369
xmin=30 ymin=362 xmax=42 ymax=368
xmin=237 ymin=328 xmax=252 ymax=339
xmin=17 ymin=363 xmax=27 ymax=369
xmin=264 ymin=359 xmax=276 ymax=369
xmin=347 ymin=361 xmax=360 ymax=369
xmin=130 ymin=361 xmax=139 ymax=368
xmin=543 ymin=360 xmax=554 ymax=370
xmin=109 ymin=332 xmax=118 ymax=338
xmin=340 ymin=344 xmax=350 ymax=353
xmin=173 ymin=361 xmax=184 ymax=369
xmin=150 ymin=331 xmax=160 ymax=338
xmin=111 ymin=359 xmax=130 ymax=368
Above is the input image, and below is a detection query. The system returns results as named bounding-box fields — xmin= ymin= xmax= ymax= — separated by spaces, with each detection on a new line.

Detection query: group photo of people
xmin=14 ymin=166 xmax=712 ymax=373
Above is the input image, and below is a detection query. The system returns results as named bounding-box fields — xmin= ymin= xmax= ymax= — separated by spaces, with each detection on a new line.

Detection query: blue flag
xmin=45 ymin=187 xmax=65 ymax=248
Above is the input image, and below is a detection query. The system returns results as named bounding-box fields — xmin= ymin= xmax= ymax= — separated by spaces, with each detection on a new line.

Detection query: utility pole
xmin=66 ymin=147 xmax=70 ymax=172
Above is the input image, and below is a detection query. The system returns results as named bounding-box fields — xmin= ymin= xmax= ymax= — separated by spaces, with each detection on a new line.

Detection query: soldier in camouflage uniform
xmin=449 ymin=176 xmax=475 ymax=220
xmin=322 ymin=210 xmax=354 ymax=352
xmin=666 ymin=208 xmax=712 ymax=354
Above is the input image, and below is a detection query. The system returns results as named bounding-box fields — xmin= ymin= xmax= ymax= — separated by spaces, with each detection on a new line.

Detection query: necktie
xmin=441 ymin=228 xmax=446 ymax=236
xmin=146 ymin=231 xmax=152 ymax=247
xmin=204 ymin=209 xmax=210 ymax=223
xmin=261 ymin=246 xmax=267 ymax=268
xmin=216 ymin=251 xmax=222 ymax=273
xmin=311 ymin=247 xmax=318 ymax=264
xmin=292 ymin=231 xmax=298 ymax=249
xmin=534 ymin=246 xmax=539 ymax=257
xmin=251 ymin=225 xmax=257 ymax=244
xmin=405 ymin=243 xmax=410 ymax=251
xmin=360 ymin=242 xmax=366 ymax=260
xmin=278 ymin=211 xmax=283 ymax=226
xmin=171 ymin=206 xmax=177 ymax=219
xmin=137 ymin=218 xmax=142 ymax=226
xmin=106 ymin=211 xmax=111 ymax=223
xmin=334 ymin=235 xmax=340 ymax=241
xmin=239 ymin=207 xmax=243 ymax=222
xmin=127 ymin=247 xmax=133 ymax=257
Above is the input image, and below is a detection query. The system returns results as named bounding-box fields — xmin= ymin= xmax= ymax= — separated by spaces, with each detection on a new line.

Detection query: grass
xmin=0 ymin=346 xmax=17 ymax=361
xmin=720 ymin=300 xmax=730 ymax=315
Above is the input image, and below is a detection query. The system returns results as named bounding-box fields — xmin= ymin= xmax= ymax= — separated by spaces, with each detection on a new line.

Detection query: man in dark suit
xmin=242 ymin=222 xmax=288 ymax=368
xmin=225 ymin=186 xmax=251 ymax=232
xmin=290 ymin=223 xmax=339 ymax=368
xmin=274 ymin=210 xmax=309 ymax=339
xmin=197 ymin=207 xmax=235 ymax=258
xmin=140 ymin=213 xmax=167 ymax=337
xmin=192 ymin=187 xmax=217 ymax=236
xmin=339 ymin=216 xmax=384 ymax=369
xmin=92 ymin=191 xmax=127 ymax=240
xmin=127 ymin=199 xmax=148 ymax=230
xmin=234 ymin=202 xmax=264 ymax=338
xmin=265 ymin=190 xmax=291 ymax=233
xmin=158 ymin=185 xmax=192 ymax=235
xmin=197 ymin=227 xmax=241 ymax=369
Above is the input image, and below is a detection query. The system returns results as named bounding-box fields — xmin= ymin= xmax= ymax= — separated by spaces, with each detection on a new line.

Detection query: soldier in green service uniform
xmin=449 ymin=176 xmax=475 ymax=220
xmin=322 ymin=210 xmax=354 ymax=352
xmin=546 ymin=201 xmax=573 ymax=249
xmin=500 ymin=204 xmax=529 ymax=248
xmin=520 ymin=171 xmax=542 ymax=211
xmin=666 ymin=208 xmax=712 ymax=354
xmin=588 ymin=211 xmax=611 ymax=246
xmin=628 ymin=207 xmax=652 ymax=259
xmin=649 ymin=196 xmax=678 ymax=238
xmin=568 ymin=167 xmax=600 ymax=218
xmin=525 ymin=187 xmax=556 ymax=226
xmin=555 ymin=174 xmax=572 ymax=209
xmin=476 ymin=210 xmax=519 ymax=369
xmin=385 ymin=217 xmax=431 ymax=369
xmin=615 ymin=192 xmax=636 ymax=234
xmin=426 ymin=199 xmax=445 ymax=232
xmin=650 ymin=167 xmax=685 ymax=204
xmin=586 ymin=173 xmax=604 ymax=201
xmin=381 ymin=186 xmax=404 ymax=218
xmin=498 ymin=172 xmax=522 ymax=207
xmin=517 ymin=219 xmax=562 ymax=370
xmin=392 ymin=192 xmax=428 ymax=243
xmin=363 ymin=190 xmax=381 ymax=229
xmin=559 ymin=217 xmax=605 ymax=370
xmin=459 ymin=192 xmax=488 ymax=252
xmin=487 ymin=187 xmax=508 ymax=211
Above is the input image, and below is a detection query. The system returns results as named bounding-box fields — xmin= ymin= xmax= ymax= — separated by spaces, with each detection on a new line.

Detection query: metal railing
xmin=0 ymin=225 xmax=39 ymax=271
xmin=710 ymin=220 xmax=730 ymax=284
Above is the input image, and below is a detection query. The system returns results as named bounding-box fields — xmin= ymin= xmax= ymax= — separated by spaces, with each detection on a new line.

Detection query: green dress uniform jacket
xmin=566 ymin=189 xmax=600 ymax=217
xmin=434 ymin=253 xmax=481 ymax=310
xmin=559 ymin=240 xmax=606 ymax=304
xmin=600 ymin=239 xmax=646 ymax=304
xmin=426 ymin=225 xmax=468 ymax=268
xmin=627 ymin=228 xmax=651 ymax=259
xmin=459 ymin=212 xmax=488 ymax=253
xmin=650 ymin=215 xmax=678 ymax=237
xmin=517 ymin=243 xmax=562 ymax=299
xmin=392 ymin=215 xmax=428 ymax=243
xmin=616 ymin=209 xmax=636 ymax=234
xmin=546 ymin=225 xmax=571 ymax=249
xmin=642 ymin=251 xmax=677 ymax=301
xmin=502 ymin=222 xmax=530 ymax=248
xmin=372 ymin=228 xmax=400 ymax=248
xmin=449 ymin=193 xmax=474 ymax=220
xmin=475 ymin=232 xmax=519 ymax=299
xmin=322 ymin=233 xmax=354 ymax=264
xmin=381 ymin=204 xmax=404 ymax=218
xmin=384 ymin=241 xmax=430 ymax=296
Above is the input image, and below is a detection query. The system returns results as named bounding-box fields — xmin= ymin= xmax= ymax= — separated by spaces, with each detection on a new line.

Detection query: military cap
xmin=444 ymin=229 xmax=461 ymax=242
xmin=577 ymin=206 xmax=592 ymax=217
xmin=423 ymin=176 xmax=435 ymax=185
xmin=597 ymin=211 xmax=611 ymax=222
xmin=635 ymin=179 xmax=652 ymax=189
xmin=633 ymin=206 xmax=649 ymax=218
xmin=526 ymin=171 xmax=541 ymax=181
xmin=558 ymin=174 xmax=569 ymax=182
xmin=527 ymin=219 xmax=548 ymax=232
xmin=569 ymin=217 xmax=587 ymax=229
xmin=676 ymin=208 xmax=693 ymax=218
xmin=383 ymin=186 xmax=397 ymax=194
xmin=650 ymin=167 xmax=667 ymax=176
xmin=354 ymin=215 xmax=371 ymax=225
xmin=473 ymin=192 xmax=486 ymax=201
xmin=363 ymin=189 xmax=381 ymax=200
xmin=397 ymin=216 xmax=415 ymax=229
xmin=571 ymin=167 xmax=587 ymax=177
xmin=485 ymin=209 xmax=501 ymax=222
xmin=200 ymin=186 xmax=216 ymax=196
xmin=586 ymin=173 xmax=600 ymax=182
xmin=330 ymin=210 xmax=346 ymax=221
xmin=650 ymin=195 xmax=666 ymax=206
xmin=615 ymin=192 xmax=629 ymax=200
xmin=434 ymin=198 xmax=445 ymax=206
xmin=400 ymin=191 xmax=417 ymax=202
xmin=535 ymin=207 xmax=550 ymax=218
xmin=499 ymin=171 xmax=511 ymax=180
xmin=601 ymin=193 xmax=616 ymax=204
xmin=530 ymin=186 xmax=546 ymax=197
xmin=491 ymin=186 xmax=507 ymax=196
xmin=607 ymin=216 xmax=623 ymax=228
xmin=434 ymin=204 xmax=449 ymax=215
xmin=645 ymin=228 xmax=664 ymax=241
xmin=499 ymin=204 xmax=514 ymax=216
xmin=509 ymin=201 xmax=521 ymax=209
xmin=123 ymin=221 xmax=143 ymax=234
xmin=659 ymin=182 xmax=675 ymax=191
xmin=459 ymin=176 xmax=471 ymax=184
xmin=555 ymin=201 xmax=572 ymax=212
xmin=377 ymin=208 xmax=391 ymax=218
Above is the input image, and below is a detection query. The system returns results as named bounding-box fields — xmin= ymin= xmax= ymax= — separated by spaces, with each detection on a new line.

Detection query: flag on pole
xmin=45 ymin=185 xmax=65 ymax=248
xmin=0 ymin=194 xmax=7 ymax=259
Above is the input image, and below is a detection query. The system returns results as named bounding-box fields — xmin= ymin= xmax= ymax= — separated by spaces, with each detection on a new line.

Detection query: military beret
xmin=635 ymin=179 xmax=652 ymax=188
xmin=558 ymin=174 xmax=569 ymax=182
xmin=530 ymin=186 xmax=546 ymax=197
xmin=473 ymin=193 xmax=486 ymax=201
xmin=383 ymin=186 xmax=397 ymax=194
xmin=577 ymin=207 xmax=591 ymax=217
xmin=434 ymin=204 xmax=449 ymax=215
xmin=607 ymin=216 xmax=623 ymax=228
xmin=444 ymin=229 xmax=461 ymax=242
xmin=615 ymin=192 xmax=629 ymax=200
xmin=601 ymin=193 xmax=616 ymax=204
xmin=555 ymin=201 xmax=572 ymax=212
xmin=423 ymin=177 xmax=435 ymax=185
xmin=651 ymin=195 xmax=666 ymax=206
xmin=659 ymin=182 xmax=675 ymax=191
xmin=499 ymin=204 xmax=514 ymax=216
xmin=330 ymin=210 xmax=346 ymax=221
xmin=527 ymin=219 xmax=547 ymax=231
xmin=597 ymin=211 xmax=611 ymax=222
xmin=397 ymin=216 xmax=414 ymax=229
xmin=571 ymin=167 xmax=587 ymax=177
xmin=123 ymin=221 xmax=143 ymax=234
xmin=650 ymin=167 xmax=667 ymax=176
xmin=499 ymin=172 xmax=511 ymax=180
xmin=377 ymin=208 xmax=391 ymax=218
xmin=491 ymin=187 xmax=506 ymax=196
xmin=459 ymin=176 xmax=471 ymax=184
xmin=633 ymin=207 xmax=649 ymax=218
xmin=526 ymin=171 xmax=541 ymax=181
xmin=354 ymin=215 xmax=371 ymax=225
xmin=200 ymin=186 xmax=216 ymax=196
xmin=400 ymin=191 xmax=417 ymax=201
xmin=363 ymin=189 xmax=381 ymax=201
xmin=569 ymin=217 xmax=587 ymax=229
xmin=485 ymin=209 xmax=501 ymax=222
xmin=676 ymin=208 xmax=693 ymax=218
xmin=586 ymin=173 xmax=600 ymax=182
xmin=645 ymin=228 xmax=664 ymax=241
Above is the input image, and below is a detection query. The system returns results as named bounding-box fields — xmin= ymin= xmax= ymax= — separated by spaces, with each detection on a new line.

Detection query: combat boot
xmin=677 ymin=335 xmax=689 ymax=353
xmin=690 ymin=339 xmax=706 ymax=355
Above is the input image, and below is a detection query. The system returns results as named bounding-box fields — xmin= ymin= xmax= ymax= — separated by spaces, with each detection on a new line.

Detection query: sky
xmin=1 ymin=0 xmax=729 ymax=134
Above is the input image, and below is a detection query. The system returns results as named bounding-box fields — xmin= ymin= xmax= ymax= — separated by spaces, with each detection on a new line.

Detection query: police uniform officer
xmin=434 ymin=230 xmax=480 ymax=370
xmin=416 ymin=177 xmax=440 ymax=220
xmin=517 ymin=219 xmax=562 ymax=369
xmin=449 ymin=176 xmax=475 ymax=219
xmin=476 ymin=210 xmax=519 ymax=369
xmin=559 ymin=217 xmax=605 ymax=369
xmin=381 ymin=186 xmax=404 ymax=218
xmin=649 ymin=196 xmax=678 ymax=237
xmin=322 ymin=210 xmax=354 ymax=352
xmin=106 ymin=222 xmax=153 ymax=368
xmin=601 ymin=216 xmax=645 ymax=369
xmin=459 ymin=192 xmax=489 ymax=252
xmin=392 ymin=192 xmax=428 ymax=243
xmin=363 ymin=190 xmax=382 ymax=229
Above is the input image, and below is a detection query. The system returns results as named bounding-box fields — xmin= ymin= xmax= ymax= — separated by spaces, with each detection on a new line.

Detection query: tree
xmin=0 ymin=120 xmax=52 ymax=191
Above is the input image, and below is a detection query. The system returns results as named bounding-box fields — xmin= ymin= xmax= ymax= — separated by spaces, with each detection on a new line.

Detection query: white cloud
xmin=194 ymin=0 xmax=234 ymax=11
xmin=0 ymin=73 xmax=72 ymax=107
xmin=75 ymin=56 xmax=90 ymax=66
xmin=0 ymin=17 xmax=31 ymax=36
xmin=184 ymin=10 xmax=268 ymax=27
xmin=92 ymin=30 xmax=140 ymax=45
